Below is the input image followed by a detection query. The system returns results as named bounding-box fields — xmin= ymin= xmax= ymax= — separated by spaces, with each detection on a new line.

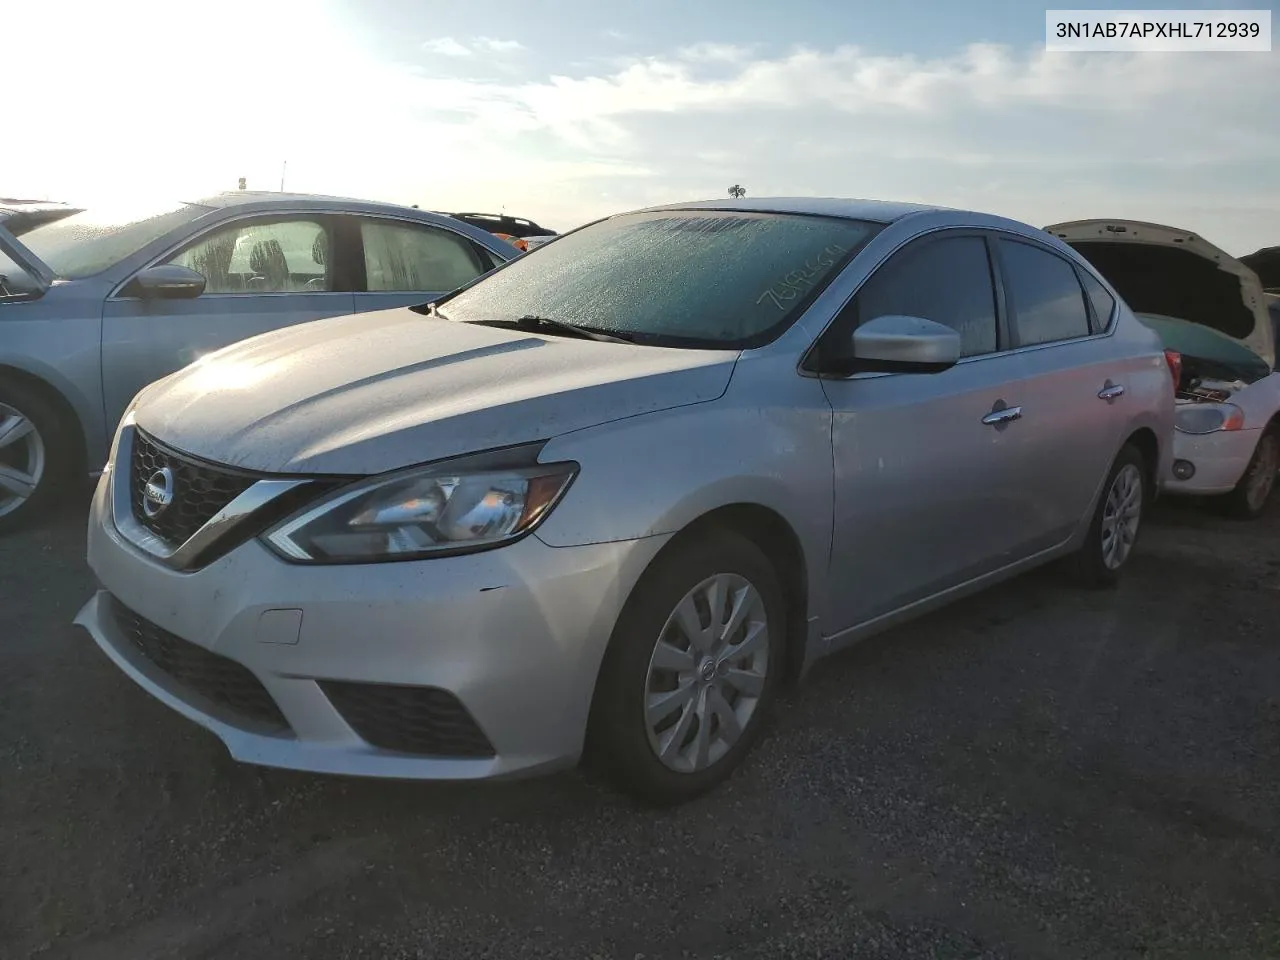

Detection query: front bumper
xmin=76 ymin=470 xmax=667 ymax=780
xmin=1163 ymin=427 xmax=1260 ymax=496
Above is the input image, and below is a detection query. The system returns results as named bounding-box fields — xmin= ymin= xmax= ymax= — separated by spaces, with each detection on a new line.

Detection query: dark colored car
xmin=1241 ymin=245 xmax=1280 ymax=292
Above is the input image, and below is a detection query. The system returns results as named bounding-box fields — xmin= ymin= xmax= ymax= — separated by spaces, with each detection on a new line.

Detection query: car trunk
xmin=1045 ymin=221 xmax=1275 ymax=390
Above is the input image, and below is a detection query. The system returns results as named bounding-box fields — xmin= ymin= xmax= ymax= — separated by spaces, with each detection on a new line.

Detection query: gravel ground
xmin=2 ymin=492 xmax=1278 ymax=959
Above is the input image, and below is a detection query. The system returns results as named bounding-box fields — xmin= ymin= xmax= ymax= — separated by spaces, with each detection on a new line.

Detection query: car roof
xmin=632 ymin=196 xmax=959 ymax=223
xmin=179 ymin=192 xmax=516 ymax=253
xmin=193 ymin=191 xmax=430 ymax=216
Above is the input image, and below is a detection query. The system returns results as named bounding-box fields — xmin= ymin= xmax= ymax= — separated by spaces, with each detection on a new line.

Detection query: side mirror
xmin=850 ymin=315 xmax=961 ymax=373
xmin=122 ymin=264 xmax=207 ymax=300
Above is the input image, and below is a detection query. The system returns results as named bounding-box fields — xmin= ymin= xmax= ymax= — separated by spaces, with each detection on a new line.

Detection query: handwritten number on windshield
xmin=755 ymin=244 xmax=849 ymax=311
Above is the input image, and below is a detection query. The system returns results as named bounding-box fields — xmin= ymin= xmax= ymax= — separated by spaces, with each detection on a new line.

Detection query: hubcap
xmin=643 ymin=572 xmax=770 ymax=774
xmin=1100 ymin=463 xmax=1143 ymax=571
xmin=1244 ymin=436 xmax=1279 ymax=512
xmin=0 ymin=402 xmax=45 ymax=520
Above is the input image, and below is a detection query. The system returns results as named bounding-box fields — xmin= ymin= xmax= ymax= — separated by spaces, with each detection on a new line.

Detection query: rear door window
xmin=1000 ymin=240 xmax=1091 ymax=346
xmin=359 ymin=219 xmax=490 ymax=293
xmin=1079 ymin=270 xmax=1117 ymax=333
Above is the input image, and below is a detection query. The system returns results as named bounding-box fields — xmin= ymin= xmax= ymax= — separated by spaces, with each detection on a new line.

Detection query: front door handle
xmin=1098 ymin=382 xmax=1126 ymax=402
xmin=982 ymin=403 xmax=1023 ymax=427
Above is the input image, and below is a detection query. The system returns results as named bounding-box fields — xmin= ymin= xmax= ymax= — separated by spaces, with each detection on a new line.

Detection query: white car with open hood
xmin=1048 ymin=220 xmax=1280 ymax=518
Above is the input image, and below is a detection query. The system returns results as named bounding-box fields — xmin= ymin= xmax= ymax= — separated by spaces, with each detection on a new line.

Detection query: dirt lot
xmin=2 ymin=493 xmax=1279 ymax=959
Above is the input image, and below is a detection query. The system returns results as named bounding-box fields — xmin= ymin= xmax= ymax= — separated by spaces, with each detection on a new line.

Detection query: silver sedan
xmin=0 ymin=193 xmax=515 ymax=531
xmin=75 ymin=198 xmax=1174 ymax=804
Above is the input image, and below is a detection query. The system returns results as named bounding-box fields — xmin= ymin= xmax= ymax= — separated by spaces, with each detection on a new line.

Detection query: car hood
xmin=1046 ymin=219 xmax=1274 ymax=368
xmin=132 ymin=308 xmax=738 ymax=474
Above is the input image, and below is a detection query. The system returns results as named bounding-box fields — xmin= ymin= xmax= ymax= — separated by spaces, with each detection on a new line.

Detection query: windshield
xmin=438 ymin=210 xmax=883 ymax=348
xmin=1136 ymin=312 xmax=1272 ymax=382
xmin=17 ymin=201 xmax=210 ymax=279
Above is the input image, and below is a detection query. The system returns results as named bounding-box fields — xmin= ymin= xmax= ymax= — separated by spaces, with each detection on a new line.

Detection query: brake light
xmin=1164 ymin=349 xmax=1182 ymax=391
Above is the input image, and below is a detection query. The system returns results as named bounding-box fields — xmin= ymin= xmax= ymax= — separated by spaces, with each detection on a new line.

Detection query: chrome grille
xmin=130 ymin=430 xmax=255 ymax=546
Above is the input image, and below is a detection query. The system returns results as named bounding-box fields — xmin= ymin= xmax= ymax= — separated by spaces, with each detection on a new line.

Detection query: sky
xmin=7 ymin=0 xmax=1279 ymax=254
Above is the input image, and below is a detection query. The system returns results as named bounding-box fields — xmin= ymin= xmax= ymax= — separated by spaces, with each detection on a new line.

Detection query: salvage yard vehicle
xmin=0 ymin=193 xmax=515 ymax=532
xmin=1049 ymin=220 xmax=1280 ymax=518
xmin=76 ymin=198 xmax=1173 ymax=804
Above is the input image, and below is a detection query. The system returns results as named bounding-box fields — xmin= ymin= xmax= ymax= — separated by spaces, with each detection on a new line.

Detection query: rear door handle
xmin=1098 ymin=382 xmax=1126 ymax=402
xmin=982 ymin=404 xmax=1023 ymax=427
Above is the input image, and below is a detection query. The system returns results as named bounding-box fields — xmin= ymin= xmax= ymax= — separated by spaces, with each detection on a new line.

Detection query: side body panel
xmin=819 ymin=353 xmax=1041 ymax=632
xmin=0 ymin=280 xmax=111 ymax=469
xmin=535 ymin=349 xmax=836 ymax=648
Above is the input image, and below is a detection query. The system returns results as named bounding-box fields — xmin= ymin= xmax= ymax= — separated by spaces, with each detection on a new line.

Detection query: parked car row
xmin=1 ymin=190 xmax=1272 ymax=805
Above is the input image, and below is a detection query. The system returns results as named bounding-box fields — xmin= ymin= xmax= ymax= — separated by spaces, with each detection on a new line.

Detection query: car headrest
xmin=249 ymin=239 xmax=288 ymax=275
xmin=312 ymin=231 xmax=329 ymax=267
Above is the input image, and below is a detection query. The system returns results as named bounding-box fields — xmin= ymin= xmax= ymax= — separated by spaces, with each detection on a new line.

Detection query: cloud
xmin=421 ymin=37 xmax=472 ymax=57
xmin=675 ymin=42 xmax=756 ymax=63
xmin=5 ymin=2 xmax=1277 ymax=252
xmin=421 ymin=36 xmax=525 ymax=57
xmin=401 ymin=42 xmax=1280 ymax=251
xmin=475 ymin=36 xmax=525 ymax=53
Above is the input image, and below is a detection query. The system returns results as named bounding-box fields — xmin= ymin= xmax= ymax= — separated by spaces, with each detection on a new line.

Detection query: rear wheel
xmin=1068 ymin=444 xmax=1148 ymax=588
xmin=0 ymin=382 xmax=72 ymax=534
xmin=587 ymin=531 xmax=785 ymax=805
xmin=1223 ymin=429 xmax=1279 ymax=520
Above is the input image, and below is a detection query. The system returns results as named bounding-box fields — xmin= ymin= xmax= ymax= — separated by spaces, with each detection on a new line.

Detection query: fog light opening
xmin=1172 ymin=459 xmax=1196 ymax=481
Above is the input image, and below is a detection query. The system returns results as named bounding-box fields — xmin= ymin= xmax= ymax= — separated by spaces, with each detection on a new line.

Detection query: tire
xmin=0 ymin=380 xmax=73 ymax=534
xmin=586 ymin=530 xmax=787 ymax=805
xmin=1222 ymin=429 xmax=1279 ymax=520
xmin=1069 ymin=443 xmax=1148 ymax=588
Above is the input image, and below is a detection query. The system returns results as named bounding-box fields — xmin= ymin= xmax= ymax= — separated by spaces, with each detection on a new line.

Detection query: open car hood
xmin=1045 ymin=219 xmax=1273 ymax=369
xmin=0 ymin=223 xmax=53 ymax=294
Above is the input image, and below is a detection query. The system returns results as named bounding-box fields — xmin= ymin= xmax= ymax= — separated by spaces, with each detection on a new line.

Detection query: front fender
xmin=0 ymin=283 xmax=108 ymax=468
xmin=534 ymin=352 xmax=835 ymax=623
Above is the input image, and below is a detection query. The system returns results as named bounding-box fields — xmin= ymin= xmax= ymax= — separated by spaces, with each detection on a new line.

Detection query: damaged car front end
xmin=1048 ymin=220 xmax=1280 ymax=517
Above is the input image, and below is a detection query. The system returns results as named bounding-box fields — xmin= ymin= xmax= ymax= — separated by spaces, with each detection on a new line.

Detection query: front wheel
xmin=0 ymin=383 xmax=69 ymax=534
xmin=586 ymin=530 xmax=786 ymax=805
xmin=1069 ymin=444 xmax=1148 ymax=588
xmin=1222 ymin=429 xmax=1279 ymax=520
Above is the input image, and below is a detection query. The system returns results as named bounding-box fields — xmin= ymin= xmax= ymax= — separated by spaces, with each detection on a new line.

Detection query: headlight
xmin=263 ymin=450 xmax=577 ymax=563
xmin=1175 ymin=402 xmax=1245 ymax=435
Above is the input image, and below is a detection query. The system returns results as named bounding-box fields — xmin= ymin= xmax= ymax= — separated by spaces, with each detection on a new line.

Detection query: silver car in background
xmin=0 ymin=193 xmax=515 ymax=531
xmin=76 ymin=198 xmax=1173 ymax=804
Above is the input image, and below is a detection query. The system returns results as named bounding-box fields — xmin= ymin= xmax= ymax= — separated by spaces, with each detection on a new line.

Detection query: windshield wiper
xmin=477 ymin=315 xmax=635 ymax=344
